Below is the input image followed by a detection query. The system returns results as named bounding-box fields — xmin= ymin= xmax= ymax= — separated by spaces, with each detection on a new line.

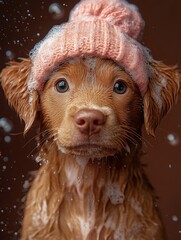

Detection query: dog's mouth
xmin=58 ymin=143 xmax=118 ymax=157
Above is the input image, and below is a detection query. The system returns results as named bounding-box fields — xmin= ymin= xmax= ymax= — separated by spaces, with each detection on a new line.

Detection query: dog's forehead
xmin=65 ymin=57 xmax=98 ymax=80
xmin=83 ymin=58 xmax=97 ymax=81
xmin=63 ymin=57 xmax=127 ymax=82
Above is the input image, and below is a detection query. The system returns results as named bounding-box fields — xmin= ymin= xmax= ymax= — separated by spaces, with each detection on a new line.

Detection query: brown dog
xmin=0 ymin=56 xmax=180 ymax=239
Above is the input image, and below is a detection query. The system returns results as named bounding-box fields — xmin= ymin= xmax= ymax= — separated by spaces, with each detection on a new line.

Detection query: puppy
xmin=0 ymin=0 xmax=180 ymax=239
xmin=1 ymin=56 xmax=180 ymax=240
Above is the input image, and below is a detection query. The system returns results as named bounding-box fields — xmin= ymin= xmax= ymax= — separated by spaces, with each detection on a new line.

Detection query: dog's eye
xmin=113 ymin=80 xmax=127 ymax=94
xmin=55 ymin=79 xmax=69 ymax=93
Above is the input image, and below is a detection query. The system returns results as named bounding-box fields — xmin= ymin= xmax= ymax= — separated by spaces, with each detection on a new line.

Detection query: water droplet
xmin=4 ymin=136 xmax=11 ymax=143
xmin=167 ymin=133 xmax=179 ymax=146
xmin=3 ymin=157 xmax=9 ymax=162
xmin=0 ymin=118 xmax=13 ymax=132
xmin=172 ymin=215 xmax=178 ymax=222
xmin=48 ymin=3 xmax=64 ymax=20
xmin=2 ymin=166 xmax=6 ymax=171
xmin=62 ymin=3 xmax=68 ymax=7
xmin=35 ymin=156 xmax=42 ymax=163
xmin=23 ymin=180 xmax=30 ymax=189
xmin=5 ymin=50 xmax=15 ymax=60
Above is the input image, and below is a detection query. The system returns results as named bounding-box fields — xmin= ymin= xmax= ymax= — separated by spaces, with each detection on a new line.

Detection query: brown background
xmin=0 ymin=0 xmax=180 ymax=239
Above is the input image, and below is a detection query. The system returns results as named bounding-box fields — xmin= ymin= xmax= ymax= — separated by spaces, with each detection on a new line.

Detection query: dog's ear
xmin=0 ymin=58 xmax=38 ymax=134
xmin=144 ymin=60 xmax=181 ymax=136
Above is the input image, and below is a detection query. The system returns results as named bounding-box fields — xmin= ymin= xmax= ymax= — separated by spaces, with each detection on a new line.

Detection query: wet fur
xmin=0 ymin=58 xmax=180 ymax=240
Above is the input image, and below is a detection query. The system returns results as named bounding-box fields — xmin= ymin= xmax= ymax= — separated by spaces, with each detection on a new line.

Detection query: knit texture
xmin=29 ymin=0 xmax=150 ymax=96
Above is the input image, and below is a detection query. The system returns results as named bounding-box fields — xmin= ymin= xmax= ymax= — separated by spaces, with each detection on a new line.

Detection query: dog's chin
xmin=58 ymin=144 xmax=118 ymax=158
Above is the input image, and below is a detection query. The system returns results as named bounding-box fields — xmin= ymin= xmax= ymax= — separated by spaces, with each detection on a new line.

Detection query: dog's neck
xmin=38 ymin=141 xmax=145 ymax=196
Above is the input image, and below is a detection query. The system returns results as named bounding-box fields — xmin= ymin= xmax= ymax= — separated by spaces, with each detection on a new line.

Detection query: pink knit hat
xmin=29 ymin=0 xmax=150 ymax=96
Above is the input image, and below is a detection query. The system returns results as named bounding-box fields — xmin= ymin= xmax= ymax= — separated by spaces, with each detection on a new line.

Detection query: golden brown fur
xmin=0 ymin=57 xmax=180 ymax=240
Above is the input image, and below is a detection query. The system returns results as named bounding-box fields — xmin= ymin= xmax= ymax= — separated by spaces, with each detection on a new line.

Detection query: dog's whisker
xmin=120 ymin=125 xmax=152 ymax=147
xmin=27 ymin=130 xmax=57 ymax=158
xmin=23 ymin=128 xmax=55 ymax=149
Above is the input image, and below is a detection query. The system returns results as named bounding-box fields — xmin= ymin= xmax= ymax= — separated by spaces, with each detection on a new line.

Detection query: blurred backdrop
xmin=0 ymin=0 xmax=180 ymax=239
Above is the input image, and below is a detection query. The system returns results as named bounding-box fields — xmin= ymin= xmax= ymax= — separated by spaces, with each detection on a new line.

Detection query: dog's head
xmin=39 ymin=58 xmax=143 ymax=157
xmin=0 ymin=57 xmax=180 ymax=157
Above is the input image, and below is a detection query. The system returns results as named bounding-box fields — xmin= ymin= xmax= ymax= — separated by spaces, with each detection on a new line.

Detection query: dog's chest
xmin=61 ymin=182 xmax=125 ymax=239
xmin=26 ymin=155 xmax=161 ymax=240
xmin=58 ymin=187 xmax=143 ymax=240
xmin=58 ymin=160 xmax=141 ymax=240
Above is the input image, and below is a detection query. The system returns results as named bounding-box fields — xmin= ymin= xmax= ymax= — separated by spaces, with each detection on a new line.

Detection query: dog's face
xmin=40 ymin=58 xmax=143 ymax=157
xmin=0 ymin=57 xmax=180 ymax=157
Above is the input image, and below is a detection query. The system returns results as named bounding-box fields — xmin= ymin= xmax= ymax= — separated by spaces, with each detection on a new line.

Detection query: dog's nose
xmin=74 ymin=109 xmax=106 ymax=135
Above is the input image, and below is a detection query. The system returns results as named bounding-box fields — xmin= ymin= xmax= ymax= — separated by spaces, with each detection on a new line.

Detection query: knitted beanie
xmin=29 ymin=0 xmax=150 ymax=96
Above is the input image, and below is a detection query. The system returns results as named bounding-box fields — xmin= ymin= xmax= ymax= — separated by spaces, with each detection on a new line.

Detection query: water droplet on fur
xmin=35 ymin=156 xmax=42 ymax=163
xmin=62 ymin=3 xmax=68 ymax=7
xmin=48 ymin=3 xmax=64 ymax=20
xmin=167 ymin=133 xmax=179 ymax=146
xmin=5 ymin=50 xmax=15 ymax=60
xmin=0 ymin=118 xmax=13 ymax=133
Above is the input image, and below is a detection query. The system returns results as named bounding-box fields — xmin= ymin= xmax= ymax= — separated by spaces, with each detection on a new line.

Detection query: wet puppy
xmin=0 ymin=57 xmax=180 ymax=240
xmin=1 ymin=0 xmax=181 ymax=238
